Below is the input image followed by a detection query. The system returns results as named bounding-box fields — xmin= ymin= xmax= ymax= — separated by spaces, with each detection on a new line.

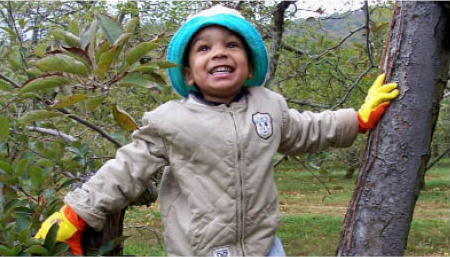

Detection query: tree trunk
xmin=81 ymin=210 xmax=126 ymax=255
xmin=266 ymin=1 xmax=295 ymax=83
xmin=336 ymin=2 xmax=449 ymax=256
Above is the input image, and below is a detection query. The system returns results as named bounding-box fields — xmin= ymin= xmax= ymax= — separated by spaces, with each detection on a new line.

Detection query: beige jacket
xmin=64 ymin=87 xmax=358 ymax=256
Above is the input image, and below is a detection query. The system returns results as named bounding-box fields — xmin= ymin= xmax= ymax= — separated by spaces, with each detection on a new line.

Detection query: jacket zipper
xmin=230 ymin=112 xmax=246 ymax=256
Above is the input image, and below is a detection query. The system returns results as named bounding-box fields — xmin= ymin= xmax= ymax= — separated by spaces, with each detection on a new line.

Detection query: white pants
xmin=267 ymin=236 xmax=286 ymax=256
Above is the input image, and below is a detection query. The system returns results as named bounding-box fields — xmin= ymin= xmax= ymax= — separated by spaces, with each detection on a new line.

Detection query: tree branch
xmin=281 ymin=42 xmax=304 ymax=56
xmin=1 ymin=73 xmax=123 ymax=148
xmin=426 ymin=146 xmax=450 ymax=171
xmin=0 ymin=73 xmax=21 ymax=88
xmin=287 ymin=98 xmax=330 ymax=109
xmin=266 ymin=1 xmax=296 ymax=83
xmin=26 ymin=126 xmax=76 ymax=142
xmin=363 ymin=1 xmax=375 ymax=67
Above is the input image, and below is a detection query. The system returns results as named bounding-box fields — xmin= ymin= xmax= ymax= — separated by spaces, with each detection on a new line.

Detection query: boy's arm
xmin=278 ymin=107 xmax=359 ymax=155
xmin=64 ymin=113 xmax=168 ymax=230
xmin=278 ymin=74 xmax=398 ymax=155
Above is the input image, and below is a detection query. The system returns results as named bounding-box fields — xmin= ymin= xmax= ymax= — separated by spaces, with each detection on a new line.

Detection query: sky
xmin=292 ymin=0 xmax=387 ymax=18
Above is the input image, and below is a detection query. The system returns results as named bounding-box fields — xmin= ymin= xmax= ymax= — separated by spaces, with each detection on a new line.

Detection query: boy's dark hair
xmin=182 ymin=25 xmax=253 ymax=68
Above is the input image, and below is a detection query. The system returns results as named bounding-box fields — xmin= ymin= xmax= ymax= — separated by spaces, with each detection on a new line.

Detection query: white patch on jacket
xmin=252 ymin=112 xmax=273 ymax=139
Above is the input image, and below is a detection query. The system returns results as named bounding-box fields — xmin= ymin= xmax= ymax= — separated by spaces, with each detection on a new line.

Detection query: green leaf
xmin=34 ymin=43 xmax=48 ymax=58
xmin=125 ymin=17 xmax=139 ymax=34
xmin=98 ymin=236 xmax=129 ymax=255
xmin=155 ymin=60 xmax=178 ymax=68
xmin=114 ymin=33 xmax=131 ymax=47
xmin=44 ymin=223 xmax=59 ymax=253
xmin=18 ymin=18 xmax=27 ymax=29
xmin=51 ymin=94 xmax=87 ymax=109
xmin=145 ymin=71 xmax=166 ymax=86
xmin=51 ymin=243 xmax=70 ymax=256
xmin=25 ymin=245 xmax=49 ymax=256
xmin=0 ymin=245 xmax=13 ymax=256
xmin=87 ymin=96 xmax=106 ymax=111
xmin=0 ymin=160 xmax=13 ymax=175
xmin=19 ymin=75 xmax=71 ymax=94
xmin=51 ymin=29 xmax=64 ymax=40
xmin=18 ymin=110 xmax=63 ymax=125
xmin=97 ymin=14 xmax=123 ymax=44
xmin=68 ymin=20 xmax=79 ymax=36
xmin=95 ymin=40 xmax=110 ymax=65
xmin=29 ymin=165 xmax=44 ymax=189
xmin=63 ymin=32 xmax=80 ymax=48
xmin=62 ymin=47 xmax=92 ymax=68
xmin=15 ymin=158 xmax=29 ymax=177
xmin=0 ymin=115 xmax=10 ymax=142
xmin=125 ymin=42 xmax=158 ymax=65
xmin=129 ymin=64 xmax=158 ymax=73
xmin=1 ymin=27 xmax=17 ymax=40
xmin=37 ymin=53 xmax=88 ymax=77
xmin=19 ymin=227 xmax=30 ymax=244
xmin=14 ymin=206 xmax=34 ymax=216
xmin=36 ymin=158 xmax=53 ymax=167
xmin=118 ymin=72 xmax=154 ymax=88
xmin=95 ymin=45 xmax=121 ymax=76
xmin=80 ymin=20 xmax=99 ymax=50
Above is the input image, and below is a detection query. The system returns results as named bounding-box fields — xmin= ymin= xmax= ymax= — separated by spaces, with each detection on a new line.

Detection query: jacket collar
xmin=186 ymin=90 xmax=247 ymax=112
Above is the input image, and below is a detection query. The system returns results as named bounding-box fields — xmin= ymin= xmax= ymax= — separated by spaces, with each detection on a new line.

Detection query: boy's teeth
xmin=211 ymin=66 xmax=232 ymax=73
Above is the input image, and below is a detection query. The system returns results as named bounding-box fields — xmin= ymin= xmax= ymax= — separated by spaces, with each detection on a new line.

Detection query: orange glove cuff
xmin=358 ymin=102 xmax=390 ymax=133
xmin=63 ymin=205 xmax=87 ymax=255
xmin=63 ymin=205 xmax=87 ymax=231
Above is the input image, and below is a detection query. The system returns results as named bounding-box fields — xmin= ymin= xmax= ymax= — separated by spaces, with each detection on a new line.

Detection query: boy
xmin=36 ymin=5 xmax=398 ymax=256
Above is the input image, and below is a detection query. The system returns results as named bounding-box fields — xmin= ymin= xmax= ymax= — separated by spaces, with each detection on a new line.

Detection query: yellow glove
xmin=358 ymin=74 xmax=399 ymax=133
xmin=35 ymin=205 xmax=87 ymax=255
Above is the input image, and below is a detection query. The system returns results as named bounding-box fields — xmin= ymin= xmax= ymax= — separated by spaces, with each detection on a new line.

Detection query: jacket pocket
xmin=188 ymin=215 xmax=236 ymax=256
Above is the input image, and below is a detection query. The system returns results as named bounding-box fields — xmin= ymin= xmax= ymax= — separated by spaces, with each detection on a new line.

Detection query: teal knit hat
xmin=167 ymin=5 xmax=268 ymax=97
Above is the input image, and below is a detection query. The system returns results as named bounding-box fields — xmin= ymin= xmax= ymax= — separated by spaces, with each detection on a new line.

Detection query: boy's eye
xmin=197 ymin=45 xmax=209 ymax=52
xmin=227 ymin=42 xmax=239 ymax=48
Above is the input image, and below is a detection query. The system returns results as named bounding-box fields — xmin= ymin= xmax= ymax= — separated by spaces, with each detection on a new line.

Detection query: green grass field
xmin=122 ymin=159 xmax=449 ymax=256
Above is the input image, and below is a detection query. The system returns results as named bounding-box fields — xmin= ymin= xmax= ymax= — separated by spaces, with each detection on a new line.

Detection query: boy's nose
xmin=212 ymin=46 xmax=228 ymax=59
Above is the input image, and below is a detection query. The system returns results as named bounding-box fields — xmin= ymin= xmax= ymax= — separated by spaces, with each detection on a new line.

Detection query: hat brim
xmin=167 ymin=14 xmax=268 ymax=97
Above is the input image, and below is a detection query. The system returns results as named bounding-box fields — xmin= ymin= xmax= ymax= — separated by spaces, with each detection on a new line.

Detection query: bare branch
xmin=26 ymin=126 xmax=76 ymax=142
xmin=426 ymin=147 xmax=450 ymax=171
xmin=0 ymin=73 xmax=21 ymax=88
xmin=280 ymin=42 xmax=304 ymax=56
xmin=288 ymin=98 xmax=331 ymax=109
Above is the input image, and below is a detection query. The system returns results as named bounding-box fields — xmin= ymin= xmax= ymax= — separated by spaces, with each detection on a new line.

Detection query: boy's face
xmin=183 ymin=26 xmax=253 ymax=104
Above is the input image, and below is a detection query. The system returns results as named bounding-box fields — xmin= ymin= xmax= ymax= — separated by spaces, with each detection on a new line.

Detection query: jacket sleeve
xmin=278 ymin=97 xmax=359 ymax=156
xmin=64 ymin=112 xmax=168 ymax=231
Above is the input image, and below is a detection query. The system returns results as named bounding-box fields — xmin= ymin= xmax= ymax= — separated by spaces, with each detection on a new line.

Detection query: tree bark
xmin=266 ymin=1 xmax=295 ymax=83
xmin=336 ymin=2 xmax=449 ymax=256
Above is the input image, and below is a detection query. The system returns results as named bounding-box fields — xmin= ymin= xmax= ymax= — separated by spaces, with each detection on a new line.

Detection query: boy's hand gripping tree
xmin=357 ymin=74 xmax=399 ymax=133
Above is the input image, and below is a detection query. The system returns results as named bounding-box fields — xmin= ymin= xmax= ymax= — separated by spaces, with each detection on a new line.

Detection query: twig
xmin=0 ymin=73 xmax=21 ymax=88
xmin=426 ymin=147 xmax=450 ymax=171
xmin=26 ymin=126 xmax=76 ymax=142
xmin=287 ymin=99 xmax=330 ymax=109
xmin=274 ymin=155 xmax=288 ymax=168
xmin=331 ymin=65 xmax=375 ymax=110
xmin=292 ymin=156 xmax=332 ymax=195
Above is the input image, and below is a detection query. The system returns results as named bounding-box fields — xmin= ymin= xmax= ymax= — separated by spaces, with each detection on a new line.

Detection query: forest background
xmin=0 ymin=1 xmax=448 ymax=256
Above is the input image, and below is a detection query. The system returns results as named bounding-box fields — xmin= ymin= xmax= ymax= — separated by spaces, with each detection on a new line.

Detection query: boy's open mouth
xmin=209 ymin=65 xmax=234 ymax=74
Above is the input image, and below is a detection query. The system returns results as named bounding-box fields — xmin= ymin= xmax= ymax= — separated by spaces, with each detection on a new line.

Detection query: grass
xmin=123 ymin=159 xmax=449 ymax=256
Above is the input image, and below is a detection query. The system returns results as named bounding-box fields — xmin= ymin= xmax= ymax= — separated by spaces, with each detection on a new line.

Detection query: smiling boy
xmin=35 ymin=5 xmax=398 ymax=257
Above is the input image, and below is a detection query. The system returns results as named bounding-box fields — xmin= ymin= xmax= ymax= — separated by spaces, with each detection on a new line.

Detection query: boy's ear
xmin=248 ymin=62 xmax=254 ymax=79
xmin=183 ymin=67 xmax=195 ymax=86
